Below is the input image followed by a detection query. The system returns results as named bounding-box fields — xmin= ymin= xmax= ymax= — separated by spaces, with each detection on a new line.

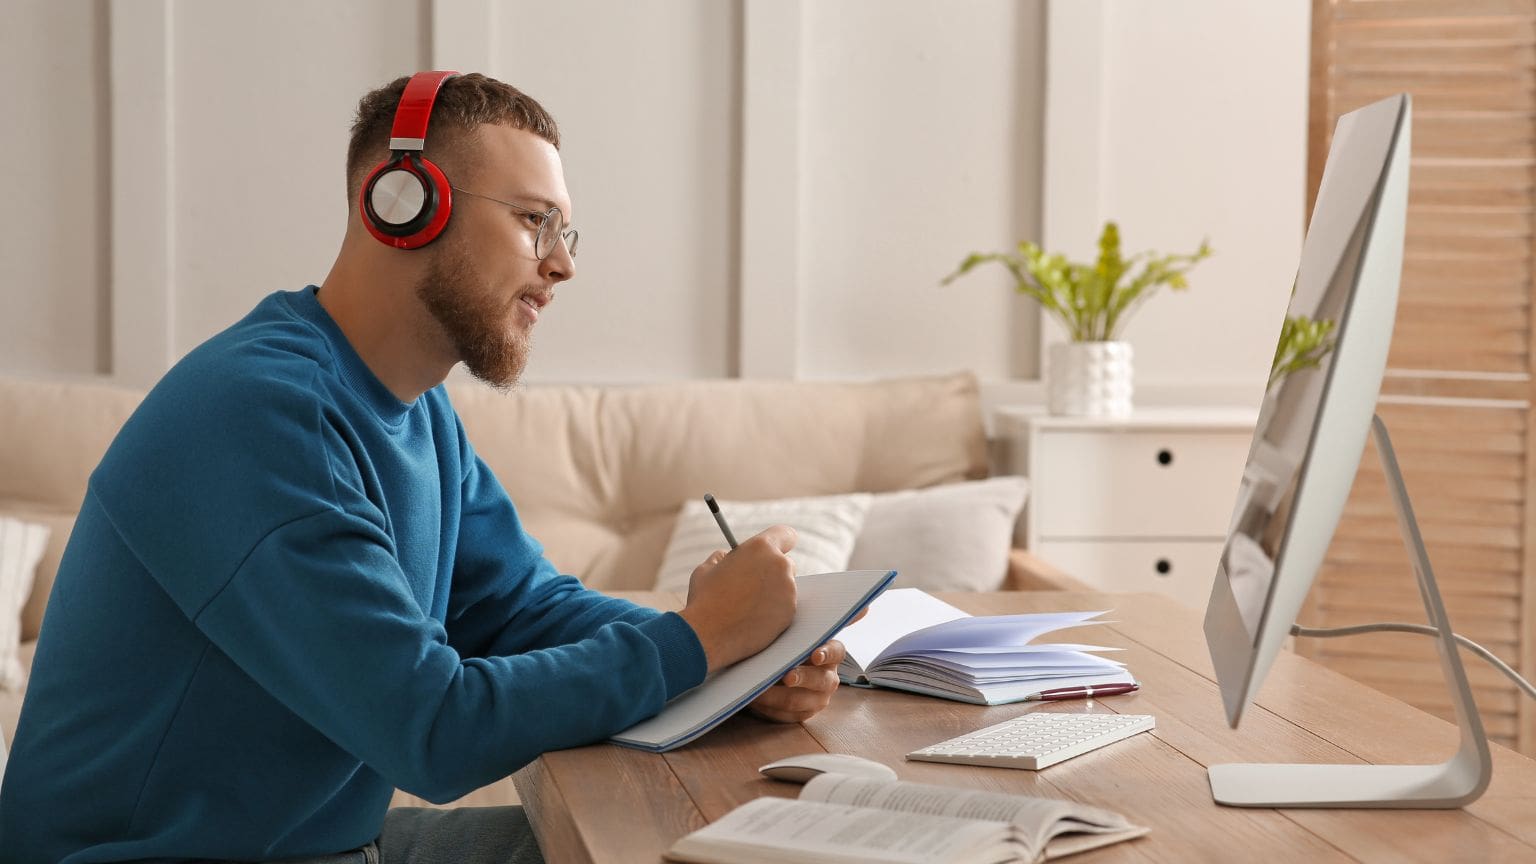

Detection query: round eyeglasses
xmin=450 ymin=186 xmax=579 ymax=260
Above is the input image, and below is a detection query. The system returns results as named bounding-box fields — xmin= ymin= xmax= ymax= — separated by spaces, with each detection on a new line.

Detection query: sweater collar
xmin=291 ymin=285 xmax=415 ymax=424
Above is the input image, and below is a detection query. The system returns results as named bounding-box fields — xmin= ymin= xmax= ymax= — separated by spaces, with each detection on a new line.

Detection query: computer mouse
xmin=758 ymin=752 xmax=899 ymax=784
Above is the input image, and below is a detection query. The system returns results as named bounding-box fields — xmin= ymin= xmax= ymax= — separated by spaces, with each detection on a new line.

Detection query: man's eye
xmin=522 ymin=212 xmax=546 ymax=228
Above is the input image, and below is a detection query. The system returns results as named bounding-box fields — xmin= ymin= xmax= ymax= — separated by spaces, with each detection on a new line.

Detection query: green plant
xmin=941 ymin=221 xmax=1212 ymax=342
xmin=1268 ymin=313 xmax=1337 ymax=390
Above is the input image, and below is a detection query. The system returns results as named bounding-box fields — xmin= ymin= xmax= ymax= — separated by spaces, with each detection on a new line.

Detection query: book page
xmin=835 ymin=588 xmax=970 ymax=679
xmin=800 ymin=774 xmax=1141 ymax=858
xmin=612 ymin=570 xmax=894 ymax=751
xmin=868 ymin=668 xmax=1137 ymax=705
xmin=924 ymin=644 xmax=1122 ymax=657
xmin=878 ymin=611 xmax=1112 ymax=663
xmin=897 ymin=651 xmax=1130 ymax=679
xmin=664 ymin=796 xmax=1018 ymax=864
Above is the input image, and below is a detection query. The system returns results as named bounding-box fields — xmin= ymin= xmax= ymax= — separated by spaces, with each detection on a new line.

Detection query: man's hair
xmin=345 ymin=72 xmax=560 ymax=203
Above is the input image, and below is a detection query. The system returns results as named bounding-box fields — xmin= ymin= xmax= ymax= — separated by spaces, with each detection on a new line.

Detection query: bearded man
xmin=1 ymin=72 xmax=847 ymax=864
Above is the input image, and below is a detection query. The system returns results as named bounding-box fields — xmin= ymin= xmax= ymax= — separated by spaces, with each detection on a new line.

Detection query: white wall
xmin=481 ymin=0 xmax=741 ymax=382
xmin=1043 ymin=1 xmax=1310 ymax=406
xmin=1 ymin=0 xmax=1309 ymax=406
xmin=464 ymin=0 xmax=1042 ymax=384
xmin=799 ymin=0 xmax=1044 ymax=381
xmin=0 ymin=0 xmax=108 ymax=377
xmin=170 ymin=0 xmax=425 ymax=356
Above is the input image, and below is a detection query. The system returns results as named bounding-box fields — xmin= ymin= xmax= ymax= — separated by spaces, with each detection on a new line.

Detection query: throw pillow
xmin=0 ymin=516 xmax=49 ymax=691
xmin=654 ymin=493 xmax=872 ymax=593
xmin=845 ymin=476 xmax=1029 ymax=592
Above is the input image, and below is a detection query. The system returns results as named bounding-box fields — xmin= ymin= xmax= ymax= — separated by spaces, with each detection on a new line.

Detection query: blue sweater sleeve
xmin=444 ymin=447 xmax=685 ymax=660
xmin=89 ymin=360 xmax=708 ymax=804
xmin=193 ymin=499 xmax=701 ymax=804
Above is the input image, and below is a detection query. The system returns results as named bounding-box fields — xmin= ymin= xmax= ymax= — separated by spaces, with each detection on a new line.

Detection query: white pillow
xmin=846 ymin=476 xmax=1029 ymax=592
xmin=654 ymin=493 xmax=872 ymax=593
xmin=0 ymin=516 xmax=49 ymax=691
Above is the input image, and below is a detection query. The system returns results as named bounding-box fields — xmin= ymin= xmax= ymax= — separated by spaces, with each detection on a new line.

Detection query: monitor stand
xmin=1209 ymin=414 xmax=1493 ymax=808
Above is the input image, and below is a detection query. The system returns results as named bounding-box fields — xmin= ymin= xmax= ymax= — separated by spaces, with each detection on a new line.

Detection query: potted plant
xmin=942 ymin=221 xmax=1212 ymax=416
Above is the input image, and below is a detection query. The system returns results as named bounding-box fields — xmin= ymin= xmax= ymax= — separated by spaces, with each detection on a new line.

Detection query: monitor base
xmin=1208 ymin=415 xmax=1492 ymax=809
xmin=1210 ymin=760 xmax=1487 ymax=809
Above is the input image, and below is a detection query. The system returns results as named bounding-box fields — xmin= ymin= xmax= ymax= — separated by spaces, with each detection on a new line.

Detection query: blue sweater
xmin=0 ymin=287 xmax=707 ymax=863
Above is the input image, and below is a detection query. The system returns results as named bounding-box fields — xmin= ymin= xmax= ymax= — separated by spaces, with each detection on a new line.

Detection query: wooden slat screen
xmin=1303 ymin=0 xmax=1536 ymax=756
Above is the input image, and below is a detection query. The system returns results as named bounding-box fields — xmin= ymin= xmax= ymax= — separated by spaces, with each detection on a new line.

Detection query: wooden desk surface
xmin=513 ymin=591 xmax=1536 ymax=863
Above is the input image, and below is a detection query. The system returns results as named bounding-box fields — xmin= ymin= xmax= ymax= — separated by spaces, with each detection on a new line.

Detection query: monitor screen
xmin=1204 ymin=93 xmax=1411 ymax=727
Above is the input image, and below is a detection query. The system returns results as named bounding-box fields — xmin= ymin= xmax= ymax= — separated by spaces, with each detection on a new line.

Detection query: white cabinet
xmin=995 ymin=408 xmax=1257 ymax=611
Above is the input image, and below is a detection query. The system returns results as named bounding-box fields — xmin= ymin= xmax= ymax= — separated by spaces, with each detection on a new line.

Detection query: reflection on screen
xmin=1221 ymin=219 xmax=1366 ymax=638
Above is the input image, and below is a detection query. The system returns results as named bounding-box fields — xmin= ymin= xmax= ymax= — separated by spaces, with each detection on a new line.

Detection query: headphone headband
xmin=389 ymin=70 xmax=458 ymax=151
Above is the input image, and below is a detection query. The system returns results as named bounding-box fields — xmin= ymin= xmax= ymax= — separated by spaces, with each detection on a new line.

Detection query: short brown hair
xmin=345 ymin=72 xmax=560 ymax=202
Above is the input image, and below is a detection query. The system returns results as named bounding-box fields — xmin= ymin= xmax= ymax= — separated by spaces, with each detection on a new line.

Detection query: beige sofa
xmin=0 ymin=370 xmax=1077 ymax=805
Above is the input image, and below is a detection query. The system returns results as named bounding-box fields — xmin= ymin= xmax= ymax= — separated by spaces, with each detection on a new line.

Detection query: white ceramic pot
xmin=1047 ymin=341 xmax=1134 ymax=417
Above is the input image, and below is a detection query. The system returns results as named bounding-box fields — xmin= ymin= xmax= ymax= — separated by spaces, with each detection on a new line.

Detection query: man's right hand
xmin=677 ymin=525 xmax=798 ymax=674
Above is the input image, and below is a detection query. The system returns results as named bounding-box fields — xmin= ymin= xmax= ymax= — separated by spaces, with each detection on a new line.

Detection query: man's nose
xmin=539 ymin=236 xmax=575 ymax=283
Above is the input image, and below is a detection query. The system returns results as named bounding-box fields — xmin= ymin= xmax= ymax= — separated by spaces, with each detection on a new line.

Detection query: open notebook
xmin=834 ymin=589 xmax=1135 ymax=705
xmin=610 ymin=569 xmax=896 ymax=752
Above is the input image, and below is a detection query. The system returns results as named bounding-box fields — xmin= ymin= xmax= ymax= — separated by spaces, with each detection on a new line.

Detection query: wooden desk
xmin=513 ymin=591 xmax=1536 ymax=862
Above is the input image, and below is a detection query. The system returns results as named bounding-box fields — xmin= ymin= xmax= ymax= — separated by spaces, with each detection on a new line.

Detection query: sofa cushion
xmin=0 ymin=518 xmax=48 ymax=690
xmin=846 ymin=476 xmax=1030 ymax=592
xmin=0 ymin=376 xmax=145 ymax=641
xmin=653 ymin=492 xmax=873 ymax=593
xmin=0 ymin=507 xmax=73 ymax=643
xmin=448 ymin=372 xmax=987 ymax=590
xmin=0 ymin=639 xmax=36 ymax=746
xmin=649 ymin=476 xmax=1028 ymax=595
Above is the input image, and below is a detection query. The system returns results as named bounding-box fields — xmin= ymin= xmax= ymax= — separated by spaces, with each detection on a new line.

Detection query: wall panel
xmin=487 ymin=0 xmax=741 ymax=383
xmin=171 ymin=0 xmax=425 ymax=357
xmin=2 ymin=2 xmax=1309 ymax=407
xmin=0 ymin=0 xmax=108 ymax=377
xmin=1094 ymin=1 xmax=1310 ymax=398
xmin=798 ymin=0 xmax=1044 ymax=381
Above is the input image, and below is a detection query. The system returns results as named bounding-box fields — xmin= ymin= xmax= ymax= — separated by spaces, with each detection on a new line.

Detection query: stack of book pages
xmin=835 ymin=589 xmax=1136 ymax=705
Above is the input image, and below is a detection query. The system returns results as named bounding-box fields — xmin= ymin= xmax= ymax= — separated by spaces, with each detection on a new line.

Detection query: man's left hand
xmin=746 ymin=639 xmax=847 ymax=724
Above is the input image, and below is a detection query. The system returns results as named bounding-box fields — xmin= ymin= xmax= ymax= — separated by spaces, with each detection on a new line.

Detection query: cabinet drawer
xmin=1034 ymin=540 xmax=1224 ymax=612
xmin=1034 ymin=430 xmax=1248 ymax=538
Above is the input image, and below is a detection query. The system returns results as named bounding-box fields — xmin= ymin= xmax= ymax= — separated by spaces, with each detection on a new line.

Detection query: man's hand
xmin=747 ymin=638 xmax=847 ymax=724
xmin=676 ymin=525 xmax=798 ymax=674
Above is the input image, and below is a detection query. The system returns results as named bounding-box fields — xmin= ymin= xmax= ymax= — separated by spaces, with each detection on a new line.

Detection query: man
xmin=0 ymin=72 xmax=849 ymax=863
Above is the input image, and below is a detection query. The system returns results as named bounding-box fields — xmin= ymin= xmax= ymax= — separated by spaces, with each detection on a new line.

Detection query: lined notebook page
xmin=611 ymin=569 xmax=895 ymax=752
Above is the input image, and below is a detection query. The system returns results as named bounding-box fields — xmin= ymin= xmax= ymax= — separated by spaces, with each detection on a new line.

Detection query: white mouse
xmin=758 ymin=753 xmax=899 ymax=784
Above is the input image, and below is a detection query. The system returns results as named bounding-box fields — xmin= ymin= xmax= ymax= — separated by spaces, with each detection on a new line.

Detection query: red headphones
xmin=359 ymin=70 xmax=459 ymax=249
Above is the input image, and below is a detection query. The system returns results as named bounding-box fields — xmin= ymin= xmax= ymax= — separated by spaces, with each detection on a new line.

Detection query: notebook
xmin=834 ymin=589 xmax=1135 ymax=705
xmin=610 ymin=569 xmax=896 ymax=752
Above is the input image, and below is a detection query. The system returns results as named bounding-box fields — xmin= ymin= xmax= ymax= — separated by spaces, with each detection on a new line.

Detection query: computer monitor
xmin=1201 ymin=93 xmax=1492 ymax=808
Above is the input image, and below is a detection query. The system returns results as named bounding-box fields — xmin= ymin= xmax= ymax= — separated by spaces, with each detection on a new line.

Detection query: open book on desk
xmin=610 ymin=569 xmax=895 ymax=752
xmin=665 ymin=773 xmax=1149 ymax=864
xmin=835 ymin=589 xmax=1136 ymax=705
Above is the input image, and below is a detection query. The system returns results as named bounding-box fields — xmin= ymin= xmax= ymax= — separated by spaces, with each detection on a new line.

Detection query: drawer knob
xmin=1156 ymin=449 xmax=1174 ymax=466
xmin=1155 ymin=558 xmax=1172 ymax=575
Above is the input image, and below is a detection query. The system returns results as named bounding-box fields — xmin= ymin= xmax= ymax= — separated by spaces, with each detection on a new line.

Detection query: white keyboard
xmin=907 ymin=712 xmax=1155 ymax=770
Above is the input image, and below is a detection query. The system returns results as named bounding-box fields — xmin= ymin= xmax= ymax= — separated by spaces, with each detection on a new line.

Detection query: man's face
xmin=415 ymin=125 xmax=576 ymax=389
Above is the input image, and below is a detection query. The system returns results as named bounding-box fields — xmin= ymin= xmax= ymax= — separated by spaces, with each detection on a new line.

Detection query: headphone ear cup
xmin=359 ymin=154 xmax=454 ymax=249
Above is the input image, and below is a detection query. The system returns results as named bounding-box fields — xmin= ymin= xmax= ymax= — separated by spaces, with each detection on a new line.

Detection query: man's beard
xmin=415 ymin=245 xmax=532 ymax=390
